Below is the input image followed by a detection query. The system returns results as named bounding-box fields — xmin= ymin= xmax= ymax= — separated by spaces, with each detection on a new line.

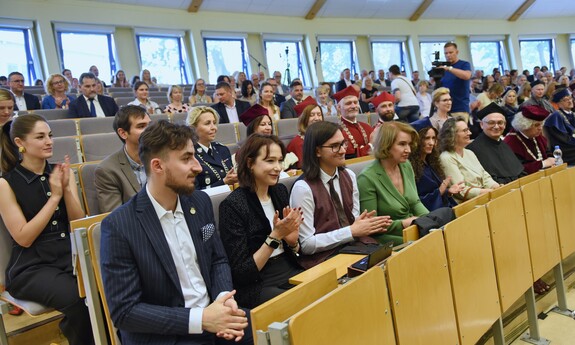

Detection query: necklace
xmin=196 ymin=146 xmax=230 ymax=183
xmin=340 ymin=119 xmax=368 ymax=149
xmin=558 ymin=109 xmax=575 ymax=139
xmin=509 ymin=132 xmax=543 ymax=161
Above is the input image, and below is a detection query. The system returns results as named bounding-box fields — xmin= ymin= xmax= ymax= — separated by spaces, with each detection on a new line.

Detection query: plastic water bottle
xmin=553 ymin=145 xmax=563 ymax=166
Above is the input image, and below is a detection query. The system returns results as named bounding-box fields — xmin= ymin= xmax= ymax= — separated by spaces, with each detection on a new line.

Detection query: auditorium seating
xmin=81 ymin=133 xmax=123 ymax=162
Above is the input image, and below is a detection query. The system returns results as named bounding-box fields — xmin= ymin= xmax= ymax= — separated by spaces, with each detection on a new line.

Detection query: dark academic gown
xmin=543 ymin=109 xmax=575 ymax=165
xmin=466 ymin=132 xmax=525 ymax=184
xmin=416 ymin=164 xmax=457 ymax=211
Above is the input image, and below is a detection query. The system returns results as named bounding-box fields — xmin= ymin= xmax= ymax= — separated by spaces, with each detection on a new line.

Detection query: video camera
xmin=428 ymin=51 xmax=451 ymax=87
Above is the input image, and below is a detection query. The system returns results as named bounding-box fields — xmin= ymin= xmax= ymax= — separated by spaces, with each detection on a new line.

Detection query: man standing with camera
xmin=440 ymin=42 xmax=472 ymax=122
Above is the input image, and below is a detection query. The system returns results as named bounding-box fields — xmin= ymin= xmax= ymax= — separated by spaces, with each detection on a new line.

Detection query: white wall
xmin=2 ymin=0 xmax=575 ymax=85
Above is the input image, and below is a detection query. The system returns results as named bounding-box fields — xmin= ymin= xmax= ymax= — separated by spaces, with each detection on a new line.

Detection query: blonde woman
xmin=189 ymin=78 xmax=212 ymax=105
xmin=163 ymin=85 xmax=190 ymax=114
xmin=316 ymin=84 xmax=337 ymax=117
xmin=42 ymin=74 xmax=77 ymax=109
xmin=259 ymin=82 xmax=280 ymax=120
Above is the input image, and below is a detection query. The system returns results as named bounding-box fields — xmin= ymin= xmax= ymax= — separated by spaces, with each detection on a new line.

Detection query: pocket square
xmin=201 ymin=223 xmax=216 ymax=242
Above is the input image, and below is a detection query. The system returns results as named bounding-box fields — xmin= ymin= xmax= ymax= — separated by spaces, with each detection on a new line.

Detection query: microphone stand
xmin=248 ymin=53 xmax=268 ymax=73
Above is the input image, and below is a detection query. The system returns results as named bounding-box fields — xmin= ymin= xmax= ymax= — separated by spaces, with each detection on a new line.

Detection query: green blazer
xmin=357 ymin=160 xmax=429 ymax=245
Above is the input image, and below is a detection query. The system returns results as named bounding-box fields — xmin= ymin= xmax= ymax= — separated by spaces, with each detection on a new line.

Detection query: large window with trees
xmin=203 ymin=36 xmax=249 ymax=84
xmin=318 ymin=40 xmax=357 ymax=82
xmin=519 ymin=39 xmax=556 ymax=73
xmin=419 ymin=41 xmax=447 ymax=75
xmin=570 ymin=39 xmax=575 ymax=68
xmin=264 ymin=39 xmax=309 ymax=86
xmin=371 ymin=40 xmax=409 ymax=76
xmin=0 ymin=22 xmax=40 ymax=84
xmin=470 ymin=40 xmax=506 ymax=74
xmin=136 ymin=33 xmax=190 ymax=85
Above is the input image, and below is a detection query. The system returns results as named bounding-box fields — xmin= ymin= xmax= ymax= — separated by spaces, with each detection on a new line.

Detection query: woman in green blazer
xmin=358 ymin=122 xmax=429 ymax=245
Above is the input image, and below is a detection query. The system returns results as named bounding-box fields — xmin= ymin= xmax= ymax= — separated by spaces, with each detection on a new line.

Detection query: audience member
xmin=265 ymin=77 xmax=286 ymax=107
xmin=219 ymin=134 xmax=302 ymax=308
xmin=8 ymin=72 xmax=41 ymax=111
xmin=279 ymin=80 xmax=304 ymax=119
xmin=287 ymin=103 xmax=323 ymax=169
xmin=371 ymin=92 xmax=396 ymax=129
xmin=467 ymin=103 xmax=525 ymax=184
xmin=440 ymin=42 xmax=472 ymax=121
xmin=335 ymin=68 xmax=354 ymax=92
xmin=521 ymin=80 xmax=555 ymax=113
xmin=189 ymin=78 xmax=213 ymax=105
xmin=333 ymin=86 xmax=373 ymax=158
xmin=211 ymin=82 xmax=250 ymax=123
xmin=140 ymin=69 xmax=156 ymax=87
xmin=187 ymin=106 xmax=237 ymax=190
xmin=504 ymin=105 xmax=555 ymax=174
xmin=0 ymin=88 xmax=15 ymax=126
xmin=128 ymin=81 xmax=162 ymax=114
xmin=416 ymin=80 xmax=432 ymax=117
xmin=259 ymin=82 xmax=280 ymax=120
xmin=42 ymin=73 xmax=77 ymax=110
xmin=411 ymin=71 xmax=420 ymax=87
xmin=389 ymin=65 xmax=420 ymax=122
xmin=0 ymin=115 xmax=93 ymax=345
xmin=239 ymin=80 xmax=258 ymax=105
xmin=517 ymin=82 xmax=531 ymax=106
xmin=95 ymin=105 xmax=151 ymax=213
xmin=290 ymin=121 xmax=390 ymax=268
xmin=357 ymin=122 xmax=429 ymax=245
xmin=68 ymin=72 xmax=118 ymax=118
xmin=315 ymin=85 xmax=337 ymax=117
xmin=475 ymin=83 xmax=503 ymax=110
xmin=164 ymin=85 xmax=191 ymax=114
xmin=100 ymin=120 xmax=251 ymax=344
xmin=0 ymin=76 xmax=7 ymax=86
xmin=410 ymin=87 xmax=451 ymax=132
xmin=439 ymin=117 xmax=499 ymax=202
xmin=409 ymin=126 xmax=461 ymax=211
xmin=273 ymin=71 xmax=289 ymax=95
xmin=95 ymin=78 xmax=105 ymax=95
xmin=112 ymin=69 xmax=130 ymax=87
xmin=500 ymin=88 xmax=519 ymax=134
xmin=544 ymin=88 xmax=575 ymax=165
xmin=89 ymin=65 xmax=107 ymax=87
xmin=360 ymin=77 xmax=377 ymax=104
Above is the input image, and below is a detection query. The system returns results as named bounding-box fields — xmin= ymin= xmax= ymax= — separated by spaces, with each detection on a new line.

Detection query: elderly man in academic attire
xmin=466 ymin=103 xmax=525 ymax=184
xmin=544 ymin=88 xmax=575 ymax=165
xmin=333 ymin=86 xmax=373 ymax=159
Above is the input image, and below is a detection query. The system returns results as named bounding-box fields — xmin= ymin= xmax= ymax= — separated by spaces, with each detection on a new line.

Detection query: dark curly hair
xmin=409 ymin=126 xmax=445 ymax=181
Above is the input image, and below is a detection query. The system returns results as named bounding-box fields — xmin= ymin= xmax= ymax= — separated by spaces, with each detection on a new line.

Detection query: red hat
xmin=293 ymin=96 xmax=318 ymax=116
xmin=521 ymin=105 xmax=550 ymax=122
xmin=371 ymin=92 xmax=395 ymax=108
xmin=239 ymin=104 xmax=268 ymax=126
xmin=332 ymin=85 xmax=360 ymax=103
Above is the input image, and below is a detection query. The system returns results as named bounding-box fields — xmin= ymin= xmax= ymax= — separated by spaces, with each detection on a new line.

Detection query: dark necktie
xmin=328 ymin=177 xmax=349 ymax=227
xmin=89 ymin=98 xmax=96 ymax=117
xmin=207 ymin=148 xmax=213 ymax=157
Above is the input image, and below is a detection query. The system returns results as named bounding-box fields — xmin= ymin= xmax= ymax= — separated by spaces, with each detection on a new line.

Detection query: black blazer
xmin=280 ymin=98 xmax=297 ymax=119
xmin=335 ymin=79 xmax=355 ymax=92
xmin=14 ymin=92 xmax=41 ymax=111
xmin=195 ymin=142 xmax=233 ymax=190
xmin=210 ymin=100 xmax=250 ymax=124
xmin=219 ymin=184 xmax=301 ymax=308
xmin=100 ymin=189 xmax=233 ymax=345
xmin=67 ymin=94 xmax=119 ymax=118
xmin=274 ymin=93 xmax=286 ymax=107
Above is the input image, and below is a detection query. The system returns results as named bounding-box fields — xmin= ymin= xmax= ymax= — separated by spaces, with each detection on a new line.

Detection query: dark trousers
xmin=396 ymin=105 xmax=420 ymax=123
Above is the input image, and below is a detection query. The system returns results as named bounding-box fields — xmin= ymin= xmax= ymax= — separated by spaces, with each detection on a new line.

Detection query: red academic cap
xmin=371 ymin=92 xmax=395 ymax=108
xmin=293 ymin=96 xmax=318 ymax=116
xmin=239 ymin=104 xmax=268 ymax=126
xmin=332 ymin=85 xmax=360 ymax=103
xmin=521 ymin=105 xmax=550 ymax=122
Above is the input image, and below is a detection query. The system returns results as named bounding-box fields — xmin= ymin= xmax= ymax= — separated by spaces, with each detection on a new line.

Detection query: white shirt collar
xmin=320 ymin=168 xmax=339 ymax=185
xmin=146 ymin=184 xmax=184 ymax=219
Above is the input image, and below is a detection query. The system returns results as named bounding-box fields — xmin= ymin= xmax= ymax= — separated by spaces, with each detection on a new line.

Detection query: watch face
xmin=266 ymin=237 xmax=280 ymax=249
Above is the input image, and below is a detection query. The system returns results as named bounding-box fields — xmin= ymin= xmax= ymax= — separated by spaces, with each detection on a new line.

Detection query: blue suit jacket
xmin=67 ymin=94 xmax=119 ymax=118
xmin=100 ymin=188 xmax=233 ymax=345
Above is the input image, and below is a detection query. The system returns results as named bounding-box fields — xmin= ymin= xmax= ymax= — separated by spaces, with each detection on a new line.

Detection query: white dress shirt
xmin=146 ymin=186 xmax=213 ymax=334
xmin=289 ymin=168 xmax=359 ymax=255
xmin=84 ymin=95 xmax=106 ymax=117
xmin=225 ymin=101 xmax=240 ymax=123
xmin=14 ymin=95 xmax=27 ymax=111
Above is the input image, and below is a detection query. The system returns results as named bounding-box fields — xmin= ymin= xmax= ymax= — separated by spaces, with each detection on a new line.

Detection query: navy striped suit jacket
xmin=100 ymin=188 xmax=233 ymax=345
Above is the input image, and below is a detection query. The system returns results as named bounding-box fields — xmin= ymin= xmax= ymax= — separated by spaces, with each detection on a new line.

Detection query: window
xmin=57 ymin=30 xmax=117 ymax=84
xmin=0 ymin=26 xmax=39 ymax=85
xmin=137 ymin=35 xmax=190 ymax=85
xmin=264 ymin=40 xmax=309 ymax=86
xmin=519 ymin=39 xmax=556 ymax=73
xmin=371 ymin=41 xmax=409 ymax=76
xmin=319 ymin=40 xmax=357 ymax=82
xmin=203 ymin=37 xmax=249 ymax=84
xmin=419 ymin=42 xmax=446 ymax=75
xmin=470 ymin=41 xmax=506 ymax=74
xmin=570 ymin=39 xmax=575 ymax=67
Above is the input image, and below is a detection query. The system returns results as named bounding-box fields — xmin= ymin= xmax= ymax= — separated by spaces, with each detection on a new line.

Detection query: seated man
xmin=333 ymin=86 xmax=374 ymax=159
xmin=279 ymin=80 xmax=304 ymax=119
xmin=467 ymin=103 xmax=525 ymax=184
xmin=8 ymin=72 xmax=41 ymax=111
xmin=520 ymin=80 xmax=555 ymax=114
xmin=68 ymin=72 xmax=118 ymax=117
xmin=100 ymin=120 xmax=251 ymax=345
xmin=335 ymin=68 xmax=354 ymax=92
xmin=544 ymin=88 xmax=575 ymax=165
xmin=371 ymin=92 xmax=397 ymax=129
xmin=95 ymin=105 xmax=151 ymax=213
xmin=211 ymin=82 xmax=250 ymax=123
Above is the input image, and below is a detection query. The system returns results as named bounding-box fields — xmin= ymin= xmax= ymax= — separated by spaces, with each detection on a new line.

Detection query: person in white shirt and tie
xmin=68 ymin=72 xmax=118 ymax=118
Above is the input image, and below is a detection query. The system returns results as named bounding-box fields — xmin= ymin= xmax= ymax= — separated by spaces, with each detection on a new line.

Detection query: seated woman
xmin=410 ymin=87 xmax=452 ymax=133
xmin=475 ymin=83 xmax=504 ymax=110
xmin=112 ymin=69 xmax=130 ymax=88
xmin=357 ymin=122 xmax=429 ymax=245
xmin=259 ymin=82 xmax=280 ymax=120
xmin=0 ymin=89 xmax=15 ymax=127
xmin=416 ymin=80 xmax=432 ymax=118
xmin=187 ymin=106 xmax=237 ymax=189
xmin=287 ymin=103 xmax=324 ymax=169
xmin=128 ymin=81 xmax=162 ymax=114
xmin=140 ymin=69 xmax=156 ymax=87
xmin=316 ymin=84 xmax=337 ymax=117
xmin=239 ymin=80 xmax=258 ymax=106
xmin=438 ymin=116 xmax=500 ymax=202
xmin=41 ymin=74 xmax=76 ymax=110
xmin=163 ymin=85 xmax=190 ymax=114
xmin=290 ymin=121 xmax=390 ymax=268
xmin=504 ymin=105 xmax=555 ymax=174
xmin=500 ymin=88 xmax=519 ymax=135
xmin=0 ymin=115 xmax=93 ymax=345
xmin=188 ymin=78 xmax=213 ymax=105
xmin=409 ymin=126 xmax=462 ymax=211
xmin=360 ymin=77 xmax=377 ymax=104
xmin=219 ymin=134 xmax=302 ymax=308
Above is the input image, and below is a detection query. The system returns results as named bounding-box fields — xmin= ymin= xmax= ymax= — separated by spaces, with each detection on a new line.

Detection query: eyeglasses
xmin=483 ymin=120 xmax=506 ymax=127
xmin=11 ymin=79 xmax=24 ymax=83
xmin=440 ymin=98 xmax=452 ymax=102
xmin=52 ymin=80 xmax=65 ymax=85
xmin=321 ymin=140 xmax=348 ymax=153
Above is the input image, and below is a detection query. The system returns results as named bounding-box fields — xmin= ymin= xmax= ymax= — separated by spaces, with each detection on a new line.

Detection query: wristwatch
xmin=449 ymin=66 xmax=454 ymax=71
xmin=265 ymin=235 xmax=281 ymax=249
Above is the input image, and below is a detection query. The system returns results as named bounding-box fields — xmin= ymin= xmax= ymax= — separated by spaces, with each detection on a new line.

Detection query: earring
xmin=18 ymin=146 xmax=26 ymax=153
